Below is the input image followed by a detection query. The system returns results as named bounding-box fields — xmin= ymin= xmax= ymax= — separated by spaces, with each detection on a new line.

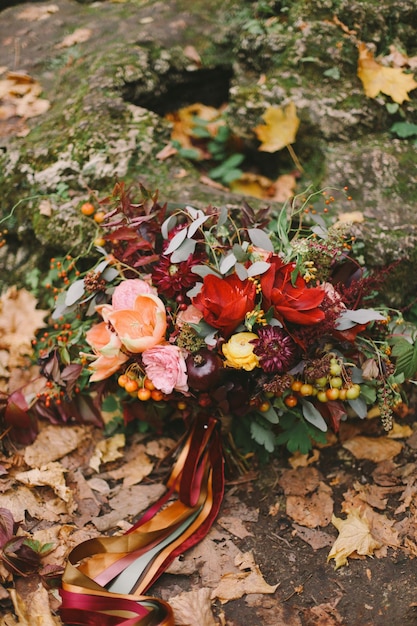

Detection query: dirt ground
xmin=150 ymin=418 xmax=417 ymax=626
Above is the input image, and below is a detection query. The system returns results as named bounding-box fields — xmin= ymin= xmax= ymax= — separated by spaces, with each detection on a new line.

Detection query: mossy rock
xmin=0 ymin=0 xmax=416 ymax=304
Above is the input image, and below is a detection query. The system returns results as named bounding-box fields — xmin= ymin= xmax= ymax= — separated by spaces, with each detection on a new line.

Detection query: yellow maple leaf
xmin=357 ymin=42 xmax=417 ymax=104
xmin=327 ymin=510 xmax=382 ymax=569
xmin=254 ymin=102 xmax=300 ymax=152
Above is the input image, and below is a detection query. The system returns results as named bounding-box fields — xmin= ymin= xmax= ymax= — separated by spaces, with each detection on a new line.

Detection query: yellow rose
xmin=222 ymin=332 xmax=259 ymax=371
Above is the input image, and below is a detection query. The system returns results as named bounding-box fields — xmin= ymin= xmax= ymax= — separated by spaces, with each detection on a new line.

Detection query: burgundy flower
xmin=192 ymin=273 xmax=257 ymax=337
xmin=251 ymin=326 xmax=299 ymax=373
xmin=152 ymin=253 xmax=202 ymax=299
xmin=260 ymin=255 xmax=325 ymax=325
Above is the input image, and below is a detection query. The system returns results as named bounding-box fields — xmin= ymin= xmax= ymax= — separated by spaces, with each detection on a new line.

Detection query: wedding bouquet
xmin=31 ymin=182 xmax=415 ymax=461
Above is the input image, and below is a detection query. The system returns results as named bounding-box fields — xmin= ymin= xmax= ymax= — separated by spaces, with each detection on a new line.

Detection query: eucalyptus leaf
xmin=187 ymin=213 xmax=210 ymax=238
xmin=235 ymin=262 xmax=248 ymax=280
xmin=336 ymin=309 xmax=386 ymax=330
xmin=247 ymin=261 xmax=271 ymax=277
xmin=191 ymin=265 xmax=219 ymax=278
xmin=220 ymin=253 xmax=237 ymax=274
xmin=161 ymin=214 xmax=177 ymax=239
xmin=65 ymin=279 xmax=86 ymax=306
xmin=300 ymin=399 xmax=328 ymax=432
xmin=102 ymin=267 xmax=119 ymax=282
xmin=164 ymin=228 xmax=188 ymax=255
xmin=248 ymin=228 xmax=274 ymax=252
xmin=347 ymin=397 xmax=368 ymax=419
xmin=171 ymin=237 xmax=196 ymax=263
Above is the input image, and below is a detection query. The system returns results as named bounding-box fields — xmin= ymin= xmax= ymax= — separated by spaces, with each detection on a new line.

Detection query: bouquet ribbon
xmin=60 ymin=414 xmax=224 ymax=625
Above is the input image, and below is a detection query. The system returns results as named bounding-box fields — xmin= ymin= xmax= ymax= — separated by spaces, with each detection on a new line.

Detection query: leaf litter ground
xmin=2 ymin=406 xmax=417 ymax=626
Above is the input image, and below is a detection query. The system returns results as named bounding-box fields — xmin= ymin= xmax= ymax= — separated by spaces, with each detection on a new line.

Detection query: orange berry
xmin=177 ymin=401 xmax=187 ymax=411
xmin=151 ymin=389 xmax=164 ymax=402
xmin=124 ymin=379 xmax=139 ymax=393
xmin=118 ymin=374 xmax=128 ymax=388
xmin=291 ymin=380 xmax=303 ymax=392
xmin=94 ymin=237 xmax=106 ymax=247
xmin=326 ymin=387 xmax=340 ymax=401
xmin=137 ymin=387 xmax=151 ymax=401
xmin=81 ymin=202 xmax=95 ymax=216
xmin=284 ymin=395 xmax=298 ymax=408
xmin=94 ymin=211 xmax=106 ymax=224
xmin=144 ymin=378 xmax=155 ymax=391
xmin=259 ymin=401 xmax=271 ymax=412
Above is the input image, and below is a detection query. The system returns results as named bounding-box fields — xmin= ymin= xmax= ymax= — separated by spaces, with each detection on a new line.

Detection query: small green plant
xmin=390 ymin=121 xmax=417 ymax=143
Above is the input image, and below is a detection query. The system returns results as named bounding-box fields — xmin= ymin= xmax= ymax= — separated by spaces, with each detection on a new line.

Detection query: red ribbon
xmin=60 ymin=415 xmax=224 ymax=625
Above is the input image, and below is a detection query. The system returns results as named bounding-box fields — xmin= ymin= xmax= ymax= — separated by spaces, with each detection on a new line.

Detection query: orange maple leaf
xmin=357 ymin=42 xmax=417 ymax=104
xmin=254 ymin=102 xmax=300 ymax=152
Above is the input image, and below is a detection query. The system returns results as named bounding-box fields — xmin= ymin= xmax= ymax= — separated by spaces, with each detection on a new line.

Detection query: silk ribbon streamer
xmin=60 ymin=414 xmax=224 ymax=626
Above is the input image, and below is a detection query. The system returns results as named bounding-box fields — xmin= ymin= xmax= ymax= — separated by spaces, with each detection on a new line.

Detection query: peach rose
xmin=107 ymin=294 xmax=167 ymax=353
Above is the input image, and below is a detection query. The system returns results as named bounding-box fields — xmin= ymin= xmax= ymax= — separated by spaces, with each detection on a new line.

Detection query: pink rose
xmin=142 ymin=345 xmax=188 ymax=395
xmin=112 ymin=279 xmax=157 ymax=310
xmin=176 ymin=304 xmax=204 ymax=328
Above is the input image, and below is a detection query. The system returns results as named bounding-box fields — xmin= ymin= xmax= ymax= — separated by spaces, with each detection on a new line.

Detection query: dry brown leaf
xmin=166 ymin=103 xmax=222 ymax=154
xmin=183 ymin=45 xmax=202 ymax=67
xmin=89 ymin=433 xmax=125 ymax=471
xmin=0 ymin=287 xmax=48 ymax=366
xmin=285 ymin=482 xmax=334 ymax=528
xmin=169 ymin=588 xmax=217 ymax=626
xmin=288 ymin=449 xmax=320 ymax=469
xmin=357 ymin=42 xmax=417 ymax=103
xmin=107 ymin=450 xmax=153 ymax=487
xmin=216 ymin=515 xmax=253 ymax=539
xmin=0 ymin=74 xmax=50 ymax=137
xmin=342 ymin=436 xmax=403 ymax=462
xmin=0 ymin=485 xmax=66 ymax=522
xmin=335 ymin=210 xmax=364 ymax=225
xmin=213 ymin=551 xmax=278 ymax=603
xmin=15 ymin=461 xmax=72 ymax=504
xmin=7 ymin=583 xmax=60 ymax=626
xmin=279 ymin=466 xmax=321 ymax=496
xmin=92 ymin=483 xmax=165 ymax=531
xmin=17 ymin=5 xmax=59 ymax=21
xmin=24 ymin=425 xmax=91 ymax=467
xmin=387 ymin=421 xmax=413 ymax=439
xmin=327 ymin=509 xmax=382 ymax=568
xmin=156 ymin=142 xmax=178 ymax=161
xmin=254 ymin=103 xmax=300 ymax=152
xmin=292 ymin=523 xmax=335 ymax=550
xmin=56 ymin=27 xmax=93 ymax=49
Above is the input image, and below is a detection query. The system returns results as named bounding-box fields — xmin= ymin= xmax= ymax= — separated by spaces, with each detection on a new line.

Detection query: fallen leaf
xmin=15 ymin=462 xmax=72 ymax=504
xmin=327 ymin=509 xmax=382 ymax=568
xmin=0 ymin=287 xmax=48 ymax=367
xmin=254 ymin=103 xmax=300 ymax=152
xmin=387 ymin=421 xmax=413 ymax=439
xmin=286 ymin=482 xmax=334 ymax=528
xmin=17 ymin=5 xmax=59 ymax=21
xmin=24 ymin=425 xmax=91 ymax=467
xmin=107 ymin=449 xmax=153 ymax=487
xmin=292 ymin=523 xmax=335 ymax=550
xmin=89 ymin=433 xmax=125 ymax=471
xmin=357 ymin=42 xmax=417 ymax=103
xmin=279 ymin=466 xmax=321 ymax=496
xmin=0 ymin=485 xmax=66 ymax=523
xmin=156 ymin=142 xmax=178 ymax=161
xmin=169 ymin=588 xmax=217 ymax=626
xmin=335 ymin=210 xmax=364 ymax=225
xmin=91 ymin=483 xmax=165 ymax=531
xmin=8 ymin=582 xmax=60 ymax=626
xmin=288 ymin=449 xmax=320 ymax=469
xmin=183 ymin=45 xmax=202 ymax=67
xmin=342 ymin=436 xmax=403 ymax=462
xmin=213 ymin=551 xmax=278 ymax=603
xmin=56 ymin=27 xmax=93 ymax=49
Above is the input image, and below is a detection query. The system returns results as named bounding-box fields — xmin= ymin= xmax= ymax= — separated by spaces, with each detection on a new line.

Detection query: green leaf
xmin=390 ymin=121 xmax=417 ymax=138
xmin=300 ymin=399 xmax=328 ymax=432
xmin=323 ymin=67 xmax=340 ymax=80
xmin=250 ymin=419 xmax=275 ymax=453
xmin=390 ymin=337 xmax=417 ymax=379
